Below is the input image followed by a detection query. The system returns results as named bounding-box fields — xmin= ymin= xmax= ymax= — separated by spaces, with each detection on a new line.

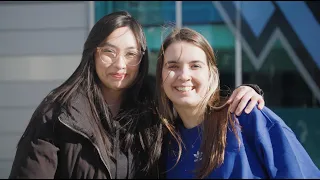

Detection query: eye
xmin=101 ymin=48 xmax=117 ymax=58
xmin=191 ymin=64 xmax=202 ymax=69
xmin=167 ymin=65 xmax=179 ymax=69
xmin=102 ymin=48 xmax=115 ymax=53
xmin=126 ymin=51 xmax=139 ymax=58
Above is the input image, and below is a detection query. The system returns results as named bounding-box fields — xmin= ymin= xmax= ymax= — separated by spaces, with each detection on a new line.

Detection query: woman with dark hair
xmin=9 ymin=12 xmax=264 ymax=179
xmin=156 ymin=27 xmax=320 ymax=179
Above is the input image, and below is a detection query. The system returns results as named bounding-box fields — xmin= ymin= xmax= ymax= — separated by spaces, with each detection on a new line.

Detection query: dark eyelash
xmin=168 ymin=65 xmax=178 ymax=68
xmin=192 ymin=64 xmax=201 ymax=68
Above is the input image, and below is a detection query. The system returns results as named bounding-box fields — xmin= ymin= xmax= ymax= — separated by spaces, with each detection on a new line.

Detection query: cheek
xmin=162 ymin=69 xmax=175 ymax=82
xmin=128 ymin=66 xmax=140 ymax=77
xmin=95 ymin=57 xmax=104 ymax=76
xmin=95 ymin=58 xmax=110 ymax=76
xmin=195 ymin=71 xmax=210 ymax=93
xmin=161 ymin=70 xmax=172 ymax=93
xmin=94 ymin=52 xmax=102 ymax=67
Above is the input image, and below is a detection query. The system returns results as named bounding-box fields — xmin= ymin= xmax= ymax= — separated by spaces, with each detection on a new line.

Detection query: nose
xmin=113 ymin=55 xmax=126 ymax=69
xmin=178 ymin=66 xmax=191 ymax=81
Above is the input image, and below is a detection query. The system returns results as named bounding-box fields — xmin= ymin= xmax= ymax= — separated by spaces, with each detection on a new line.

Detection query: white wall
xmin=0 ymin=1 xmax=90 ymax=178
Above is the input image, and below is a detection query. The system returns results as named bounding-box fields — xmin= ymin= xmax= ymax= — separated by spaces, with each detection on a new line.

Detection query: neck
xmin=174 ymin=105 xmax=204 ymax=129
xmin=101 ymin=87 xmax=124 ymax=117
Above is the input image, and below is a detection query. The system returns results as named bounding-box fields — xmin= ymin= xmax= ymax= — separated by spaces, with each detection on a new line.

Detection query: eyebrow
xmin=165 ymin=60 xmax=206 ymax=65
xmin=101 ymin=42 xmax=138 ymax=50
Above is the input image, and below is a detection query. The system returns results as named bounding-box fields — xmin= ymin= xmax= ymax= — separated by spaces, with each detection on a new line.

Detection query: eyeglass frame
xmin=96 ymin=46 xmax=145 ymax=66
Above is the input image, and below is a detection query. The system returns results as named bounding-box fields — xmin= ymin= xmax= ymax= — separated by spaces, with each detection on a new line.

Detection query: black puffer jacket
xmin=8 ymin=83 xmax=263 ymax=179
xmin=8 ymin=94 xmax=148 ymax=179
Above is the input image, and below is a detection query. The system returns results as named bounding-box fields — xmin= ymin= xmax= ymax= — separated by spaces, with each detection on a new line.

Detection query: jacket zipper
xmin=58 ymin=116 xmax=113 ymax=179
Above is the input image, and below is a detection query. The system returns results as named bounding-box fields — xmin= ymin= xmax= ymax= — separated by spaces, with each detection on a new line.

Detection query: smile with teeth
xmin=175 ymin=86 xmax=194 ymax=92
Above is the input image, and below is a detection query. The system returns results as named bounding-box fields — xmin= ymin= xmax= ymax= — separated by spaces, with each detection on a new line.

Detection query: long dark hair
xmin=18 ymin=11 xmax=163 ymax=173
xmin=156 ymin=28 xmax=240 ymax=178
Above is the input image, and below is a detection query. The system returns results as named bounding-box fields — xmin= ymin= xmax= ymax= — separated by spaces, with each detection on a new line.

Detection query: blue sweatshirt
xmin=165 ymin=106 xmax=320 ymax=178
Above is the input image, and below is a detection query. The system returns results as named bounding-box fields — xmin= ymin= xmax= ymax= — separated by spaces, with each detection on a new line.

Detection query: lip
xmin=173 ymin=86 xmax=195 ymax=93
xmin=174 ymin=85 xmax=194 ymax=89
xmin=110 ymin=73 xmax=127 ymax=79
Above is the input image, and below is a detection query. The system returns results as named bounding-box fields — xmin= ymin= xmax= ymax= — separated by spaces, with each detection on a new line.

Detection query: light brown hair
xmin=155 ymin=27 xmax=240 ymax=178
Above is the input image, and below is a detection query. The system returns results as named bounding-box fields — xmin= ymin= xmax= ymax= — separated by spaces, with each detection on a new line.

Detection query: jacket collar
xmin=58 ymin=93 xmax=99 ymax=142
xmin=57 ymin=93 xmax=113 ymax=177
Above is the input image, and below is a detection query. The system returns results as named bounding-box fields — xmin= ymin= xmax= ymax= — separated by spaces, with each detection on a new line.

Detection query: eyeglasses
xmin=97 ymin=46 xmax=145 ymax=66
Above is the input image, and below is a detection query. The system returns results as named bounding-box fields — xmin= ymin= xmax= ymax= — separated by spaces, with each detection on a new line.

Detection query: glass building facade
xmin=95 ymin=1 xmax=320 ymax=167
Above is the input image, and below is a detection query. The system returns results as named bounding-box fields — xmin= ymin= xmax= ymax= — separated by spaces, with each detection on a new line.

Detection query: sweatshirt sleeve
xmin=237 ymin=106 xmax=320 ymax=178
xmin=8 ymin=113 xmax=59 ymax=179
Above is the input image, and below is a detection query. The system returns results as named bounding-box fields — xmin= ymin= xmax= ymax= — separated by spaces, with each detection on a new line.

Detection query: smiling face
xmin=95 ymin=26 xmax=141 ymax=92
xmin=162 ymin=41 xmax=210 ymax=108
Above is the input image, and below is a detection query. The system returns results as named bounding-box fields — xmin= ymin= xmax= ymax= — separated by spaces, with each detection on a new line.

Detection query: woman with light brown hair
xmin=156 ymin=27 xmax=320 ymax=179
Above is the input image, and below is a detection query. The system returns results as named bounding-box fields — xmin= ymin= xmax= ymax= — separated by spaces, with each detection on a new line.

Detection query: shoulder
xmin=236 ymin=106 xmax=294 ymax=138
xmin=21 ymin=93 xmax=82 ymax=141
xmin=30 ymin=101 xmax=59 ymax=128
xmin=19 ymin=91 xmax=92 ymax=145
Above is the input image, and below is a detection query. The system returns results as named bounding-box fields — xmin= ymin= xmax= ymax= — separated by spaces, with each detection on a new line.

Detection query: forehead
xmin=104 ymin=26 xmax=138 ymax=48
xmin=164 ymin=41 xmax=206 ymax=63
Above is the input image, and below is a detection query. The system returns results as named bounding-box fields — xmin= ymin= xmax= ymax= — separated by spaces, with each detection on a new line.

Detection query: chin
xmin=173 ymin=100 xmax=198 ymax=108
xmin=103 ymin=83 xmax=125 ymax=91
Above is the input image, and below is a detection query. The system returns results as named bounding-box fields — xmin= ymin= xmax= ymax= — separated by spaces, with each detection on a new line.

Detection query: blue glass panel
xmin=182 ymin=1 xmax=223 ymax=24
